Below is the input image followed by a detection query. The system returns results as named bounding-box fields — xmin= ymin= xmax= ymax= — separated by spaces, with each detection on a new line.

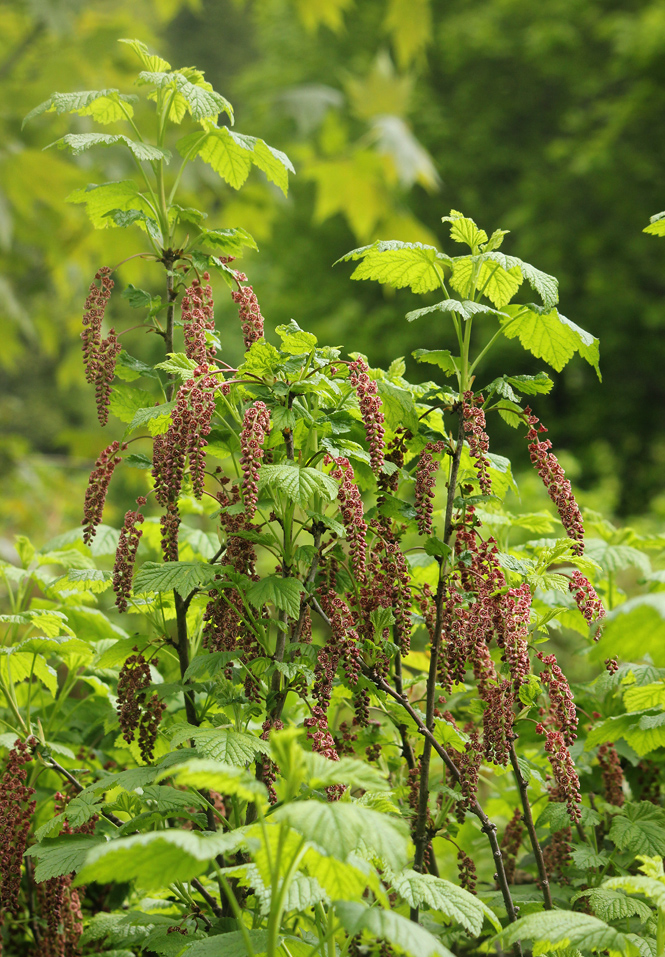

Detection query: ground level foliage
xmin=1 ymin=39 xmax=665 ymax=957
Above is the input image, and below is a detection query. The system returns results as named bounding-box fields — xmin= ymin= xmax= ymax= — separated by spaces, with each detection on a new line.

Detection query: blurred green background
xmin=2 ymin=0 xmax=665 ymax=548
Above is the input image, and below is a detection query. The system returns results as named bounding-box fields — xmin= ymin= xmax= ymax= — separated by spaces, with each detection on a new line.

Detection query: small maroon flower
xmin=537 ymin=651 xmax=578 ymax=746
xmin=349 ymin=356 xmax=385 ymax=473
xmin=82 ymin=440 xmax=124 ymax=544
xmin=414 ymin=441 xmax=446 ymax=536
xmin=0 ymin=739 xmax=36 ymax=916
xmin=463 ymin=392 xmax=492 ymax=495
xmin=538 ymin=725 xmax=582 ymax=823
xmin=232 ymin=271 xmax=264 ymax=349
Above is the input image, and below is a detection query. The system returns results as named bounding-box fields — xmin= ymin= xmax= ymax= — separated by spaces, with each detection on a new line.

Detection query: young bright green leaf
xmin=450 ymin=255 xmax=522 ymax=306
xmin=49 ymin=569 xmax=112 ymax=594
xmin=443 ymin=211 xmax=488 ymax=250
xmin=119 ymin=38 xmax=171 ymax=72
xmin=584 ymin=539 xmax=651 ymax=576
xmin=406 ymin=298 xmax=508 ymax=323
xmin=67 ymin=182 xmax=154 ymax=230
xmin=494 ymin=910 xmax=640 ymax=956
xmin=573 ymin=888 xmax=653 ymax=924
xmin=197 ymin=226 xmax=258 ymax=256
xmin=74 ymin=829 xmax=246 ymax=890
xmin=47 ymin=134 xmax=171 ymax=164
xmin=177 ymin=128 xmax=294 ymax=195
xmin=336 ymin=240 xmax=451 ymax=293
xmin=26 ymin=835 xmax=106 ymax=883
xmin=644 ymin=210 xmax=665 ymax=237
xmin=484 ymin=251 xmax=559 ymax=309
xmin=376 ymin=380 xmax=419 ymax=432
xmin=301 ymin=848 xmax=375 ymax=902
xmin=609 ymin=803 xmax=665 ymax=857
xmin=132 ymin=561 xmax=219 ymax=597
xmin=169 ymin=726 xmax=269 ymax=764
xmin=334 ymin=901 xmax=454 ymax=957
xmin=623 ymin=682 xmax=665 ymax=711
xmin=174 ymin=930 xmax=269 ymax=957
xmin=258 ymin=463 xmax=338 ymax=505
xmin=504 ymin=372 xmax=554 ymax=395
xmin=391 ymin=870 xmax=500 ymax=935
xmin=23 ymin=90 xmax=138 ymax=129
xmin=276 ymin=320 xmax=318 ymax=354
xmin=109 ymin=385 xmax=156 ymax=425
xmin=273 ymin=801 xmax=409 ymax=871
xmin=246 ymin=575 xmax=305 ymax=619
xmin=125 ymin=401 xmax=175 ymax=437
xmin=154 ymin=353 xmax=198 ymax=378
xmin=0 ymin=651 xmax=58 ymax=695
xmin=164 ymin=759 xmax=268 ymax=802
xmin=136 ymin=71 xmax=233 ymax=123
xmin=500 ymin=304 xmax=601 ymax=378
xmin=603 ymin=875 xmax=665 ymax=909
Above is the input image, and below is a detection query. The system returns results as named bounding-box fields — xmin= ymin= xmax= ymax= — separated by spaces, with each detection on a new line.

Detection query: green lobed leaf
xmin=494 ymin=910 xmax=640 ymax=956
xmin=303 ymin=752 xmax=389 ymax=792
xmin=109 ymin=385 xmax=156 ymax=424
xmin=119 ymin=38 xmax=171 ymax=72
xmin=258 ymin=463 xmax=339 ymax=505
xmin=603 ymin=875 xmax=665 ymax=909
xmin=136 ymin=71 xmax=233 ymax=122
xmin=246 ymin=575 xmax=306 ymax=619
xmin=391 ymin=870 xmax=500 ymax=935
xmin=336 ymin=240 xmax=451 ymax=293
xmin=500 ymin=304 xmax=601 ymax=378
xmin=26 ymin=835 xmax=106 ymax=882
xmin=74 ymin=829 xmax=246 ymax=890
xmin=174 ymin=930 xmax=269 ymax=957
xmin=590 ymin=594 xmax=665 ymax=668
xmin=66 ymin=181 xmax=154 ymax=229
xmin=334 ymin=901 xmax=454 ymax=957
xmin=124 ymin=401 xmax=175 ymax=437
xmin=450 ymin=254 xmax=522 ymax=307
xmin=484 ymin=250 xmax=559 ymax=309
xmin=132 ymin=561 xmax=219 ymax=597
xmin=196 ymin=226 xmax=258 ymax=256
xmin=406 ymin=298 xmax=508 ymax=323
xmin=177 ymin=128 xmax=294 ymax=195
xmin=443 ymin=210 xmax=488 ymax=249
xmin=609 ymin=803 xmax=665 ymax=856
xmin=23 ymin=89 xmax=138 ymax=128
xmin=169 ymin=726 xmax=269 ymax=764
xmin=572 ymin=888 xmax=653 ymax=924
xmin=412 ymin=348 xmax=458 ymax=375
xmin=47 ymin=134 xmax=171 ymax=164
xmin=163 ymin=760 xmax=268 ymax=802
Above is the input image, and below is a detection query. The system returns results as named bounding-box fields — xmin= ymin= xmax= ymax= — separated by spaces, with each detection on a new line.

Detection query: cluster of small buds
xmin=500 ymin=808 xmax=524 ymax=885
xmin=36 ymin=878 xmax=84 ymax=957
xmin=348 ymin=357 xmax=385 ymax=473
xmin=543 ymin=827 xmax=572 ymax=883
xmin=407 ymin=761 xmax=422 ymax=811
xmin=605 ymin=656 xmax=619 ymax=675
xmin=537 ymin=651 xmax=578 ymax=746
xmin=82 ymin=441 xmax=124 ymax=544
xmin=333 ymin=721 xmax=358 ymax=757
xmin=524 ymin=408 xmax=585 ymax=554
xmin=319 ymin=589 xmax=363 ymax=687
xmin=240 ymin=402 xmax=271 ymax=519
xmin=231 ymin=271 xmax=264 ymax=348
xmin=117 ymin=650 xmax=165 ymax=762
xmin=81 ymin=267 xmax=120 ymax=425
xmin=0 ymin=739 xmax=36 ymax=917
xmin=112 ymin=496 xmax=146 ymax=612
xmin=182 ymin=274 xmax=216 ymax=365
xmin=538 ymin=725 xmax=582 ymax=822
xmin=454 ymin=732 xmax=482 ymax=822
xmin=414 ymin=441 xmax=446 ymax=536
xmin=463 ymin=392 xmax=492 ymax=495
xmin=259 ymin=719 xmax=284 ymax=805
xmin=597 ymin=743 xmax=625 ymax=807
xmin=352 ymin=688 xmax=370 ymax=728
xmin=377 ymin=428 xmax=410 ymax=495
xmin=482 ymin=680 xmax=514 ymax=766
xmin=496 ymin=584 xmax=532 ymax=690
xmin=304 ymin=706 xmax=344 ymax=800
xmin=569 ymin=571 xmax=606 ymax=632
xmin=160 ymin=504 xmax=181 ymax=563
xmin=328 ymin=456 xmax=368 ymax=580
xmin=457 ymin=849 xmax=477 ymax=894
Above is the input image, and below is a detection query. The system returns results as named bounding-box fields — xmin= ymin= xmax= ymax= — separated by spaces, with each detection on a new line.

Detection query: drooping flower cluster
xmin=318 ymin=589 xmax=363 ymax=688
xmin=597 ymin=743 xmax=624 ymax=807
xmin=240 ymin=401 xmax=271 ymax=520
xmin=538 ymin=725 xmax=582 ymax=822
xmin=525 ymin=408 xmax=585 ymax=554
xmin=82 ymin=441 xmax=124 ymax=545
xmin=463 ymin=392 xmax=492 ymax=495
xmin=0 ymin=739 xmax=36 ymax=917
xmin=457 ymin=849 xmax=477 ymax=893
xmin=231 ymin=271 xmax=264 ymax=348
xmin=349 ymin=357 xmax=385 ymax=473
xmin=182 ymin=273 xmax=216 ymax=365
xmin=568 ymin=571 xmax=605 ymax=631
xmin=116 ymin=650 xmax=165 ymax=762
xmin=358 ymin=526 xmax=412 ymax=654
xmin=537 ymin=651 xmax=578 ymax=746
xmin=500 ymin=808 xmax=525 ymax=885
xmin=328 ymin=456 xmax=368 ymax=580
xmin=414 ymin=441 xmax=446 ymax=536
xmin=453 ymin=731 xmax=482 ymax=822
xmin=495 ymin=583 xmax=532 ymax=691
xmin=112 ymin=496 xmax=146 ymax=612
xmin=259 ymin=718 xmax=284 ymax=805
xmin=81 ymin=267 xmax=121 ymax=425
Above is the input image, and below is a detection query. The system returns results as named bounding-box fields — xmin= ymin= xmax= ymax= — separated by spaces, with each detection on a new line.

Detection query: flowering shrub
xmin=1 ymin=38 xmax=665 ymax=957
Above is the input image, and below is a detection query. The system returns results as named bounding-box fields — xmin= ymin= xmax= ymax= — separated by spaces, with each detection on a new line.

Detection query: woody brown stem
xmin=175 ymin=592 xmax=199 ymax=728
xmin=509 ymin=739 xmax=553 ymax=909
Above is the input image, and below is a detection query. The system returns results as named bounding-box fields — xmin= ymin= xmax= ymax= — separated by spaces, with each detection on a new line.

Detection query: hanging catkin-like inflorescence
xmin=538 ymin=724 xmax=582 ymax=823
xmin=81 ymin=267 xmax=121 ymax=426
xmin=462 ymin=392 xmax=492 ymax=495
xmin=113 ymin=496 xmax=146 ymax=612
xmin=537 ymin=651 xmax=578 ymax=746
xmin=82 ymin=441 xmax=125 ymax=544
xmin=0 ymin=739 xmax=36 ymax=918
xmin=116 ymin=650 xmax=165 ymax=763
xmin=524 ymin=408 xmax=585 ymax=554
xmin=500 ymin=808 xmax=525 ymax=885
xmin=414 ymin=441 xmax=446 ymax=536
xmin=240 ymin=401 xmax=271 ymax=520
xmin=568 ymin=570 xmax=605 ymax=632
xmin=182 ymin=273 xmax=216 ymax=366
xmin=327 ymin=456 xmax=368 ymax=581
xmin=231 ymin=270 xmax=264 ymax=348
xmin=597 ymin=743 xmax=625 ymax=807
xmin=348 ymin=356 xmax=385 ymax=473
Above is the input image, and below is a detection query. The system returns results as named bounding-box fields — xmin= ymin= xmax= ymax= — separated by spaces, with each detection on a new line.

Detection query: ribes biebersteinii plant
xmin=14 ymin=70 xmax=632 ymax=957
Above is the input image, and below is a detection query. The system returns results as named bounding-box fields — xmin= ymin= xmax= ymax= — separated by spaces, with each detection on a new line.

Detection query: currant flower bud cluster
xmin=463 ymin=392 xmax=492 ymax=495
xmin=328 ymin=456 xmax=368 ymax=580
xmin=597 ymin=743 xmax=624 ymax=807
xmin=182 ymin=273 xmax=216 ymax=365
xmin=538 ymin=725 xmax=582 ymax=822
xmin=414 ymin=441 xmax=446 ymax=536
xmin=500 ymin=808 xmax=524 ymax=885
xmin=319 ymin=589 xmax=363 ymax=687
xmin=231 ymin=271 xmax=264 ymax=348
xmin=240 ymin=401 xmax=271 ymax=520
xmin=569 ymin=570 xmax=606 ymax=631
xmin=0 ymin=739 xmax=36 ymax=917
xmin=116 ymin=650 xmax=165 ymax=762
xmin=348 ymin=357 xmax=385 ymax=473
xmin=81 ymin=267 xmax=120 ymax=425
xmin=113 ymin=496 xmax=146 ymax=612
xmin=457 ymin=849 xmax=477 ymax=893
xmin=537 ymin=651 xmax=578 ymax=746
xmin=82 ymin=440 xmax=124 ymax=544
xmin=525 ymin=408 xmax=585 ymax=554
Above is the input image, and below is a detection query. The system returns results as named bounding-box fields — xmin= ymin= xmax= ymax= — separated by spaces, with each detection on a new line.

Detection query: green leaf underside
xmin=23 ymin=89 xmax=138 ymax=128
xmin=47 ymin=133 xmax=171 ymax=163
xmin=406 ymin=299 xmax=508 ymax=322
xmin=500 ymin=305 xmax=601 ymax=378
xmin=258 ymin=463 xmax=339 ymax=505
xmin=67 ymin=182 xmax=155 ymax=229
xmin=337 ymin=241 xmax=451 ymax=293
xmin=177 ymin=128 xmax=294 ymax=195
xmin=169 ymin=726 xmax=269 ymax=764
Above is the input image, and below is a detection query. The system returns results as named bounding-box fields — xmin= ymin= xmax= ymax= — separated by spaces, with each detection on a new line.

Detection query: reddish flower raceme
xmin=0 ymin=739 xmax=36 ymax=918
xmin=414 ymin=441 xmax=446 ymax=536
xmin=537 ymin=651 xmax=578 ymax=746
xmin=349 ymin=356 xmax=385 ymax=473
xmin=597 ymin=743 xmax=625 ymax=807
xmin=82 ymin=441 xmax=124 ymax=544
xmin=328 ymin=456 xmax=368 ymax=580
xmin=231 ymin=271 xmax=264 ymax=348
xmin=113 ymin=496 xmax=146 ymax=612
xmin=538 ymin=725 xmax=582 ymax=823
xmin=569 ymin=571 xmax=605 ymax=633
xmin=81 ymin=267 xmax=120 ymax=425
xmin=182 ymin=273 xmax=216 ymax=365
xmin=116 ymin=650 xmax=165 ymax=762
xmin=463 ymin=392 xmax=492 ymax=495
xmin=240 ymin=401 xmax=271 ymax=520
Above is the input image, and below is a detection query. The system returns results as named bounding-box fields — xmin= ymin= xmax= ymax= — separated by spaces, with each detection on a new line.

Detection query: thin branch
xmin=509 ymin=739 xmax=553 ymax=909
